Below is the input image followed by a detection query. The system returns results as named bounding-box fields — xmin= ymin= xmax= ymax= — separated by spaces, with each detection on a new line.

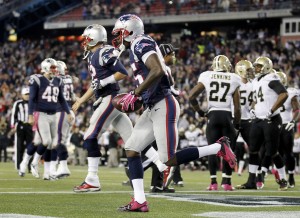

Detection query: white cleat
xmin=30 ymin=164 xmax=40 ymax=178
xmin=19 ymin=162 xmax=27 ymax=177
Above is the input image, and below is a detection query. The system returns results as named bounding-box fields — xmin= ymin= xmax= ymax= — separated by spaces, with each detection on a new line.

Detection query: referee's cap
xmin=159 ymin=43 xmax=179 ymax=57
xmin=21 ymin=87 xmax=29 ymax=95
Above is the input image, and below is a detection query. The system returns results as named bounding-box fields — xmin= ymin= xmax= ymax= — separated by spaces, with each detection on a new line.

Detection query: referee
xmin=10 ymin=87 xmax=33 ymax=172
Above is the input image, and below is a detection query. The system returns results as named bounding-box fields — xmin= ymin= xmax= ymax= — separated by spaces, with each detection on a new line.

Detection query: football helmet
xmin=111 ymin=14 xmax=144 ymax=49
xmin=82 ymin=24 xmax=107 ymax=50
xmin=56 ymin=60 xmax=67 ymax=76
xmin=253 ymin=56 xmax=273 ymax=76
xmin=275 ymin=70 xmax=287 ymax=86
xmin=211 ymin=55 xmax=232 ymax=72
xmin=41 ymin=58 xmax=57 ymax=77
xmin=235 ymin=60 xmax=254 ymax=79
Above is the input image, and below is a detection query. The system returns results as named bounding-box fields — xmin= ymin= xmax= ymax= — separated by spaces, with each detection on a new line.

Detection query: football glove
xmin=285 ymin=120 xmax=295 ymax=131
xmin=117 ymin=91 xmax=142 ymax=112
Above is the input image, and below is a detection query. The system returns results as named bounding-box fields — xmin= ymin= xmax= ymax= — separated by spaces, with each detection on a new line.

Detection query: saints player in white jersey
xmin=188 ymin=55 xmax=241 ymax=191
xmin=275 ymin=70 xmax=300 ymax=188
xmin=236 ymin=57 xmax=289 ymax=191
xmin=234 ymin=60 xmax=255 ymax=181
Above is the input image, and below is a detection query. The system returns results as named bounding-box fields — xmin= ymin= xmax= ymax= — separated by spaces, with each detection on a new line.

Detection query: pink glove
xmin=117 ymin=91 xmax=141 ymax=112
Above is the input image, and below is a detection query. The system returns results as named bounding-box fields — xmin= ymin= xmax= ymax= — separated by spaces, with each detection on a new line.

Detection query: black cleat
xmin=236 ymin=182 xmax=256 ymax=189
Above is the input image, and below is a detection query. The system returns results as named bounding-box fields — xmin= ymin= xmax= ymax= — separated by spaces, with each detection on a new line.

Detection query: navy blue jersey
xmin=129 ymin=35 xmax=172 ymax=107
xmin=56 ymin=75 xmax=74 ymax=112
xmin=87 ymin=45 xmax=128 ymax=99
xmin=28 ymin=74 xmax=70 ymax=115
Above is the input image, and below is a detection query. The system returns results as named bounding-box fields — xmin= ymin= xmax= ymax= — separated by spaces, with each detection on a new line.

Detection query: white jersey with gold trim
xmin=280 ymin=87 xmax=299 ymax=124
xmin=198 ymin=71 xmax=241 ymax=113
xmin=240 ymin=81 xmax=253 ymax=120
xmin=252 ymin=73 xmax=281 ymax=119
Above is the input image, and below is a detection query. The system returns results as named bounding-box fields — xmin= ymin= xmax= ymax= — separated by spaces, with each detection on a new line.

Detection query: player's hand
xmin=28 ymin=115 xmax=34 ymax=125
xmin=265 ymin=110 xmax=273 ymax=120
xmin=67 ymin=113 xmax=75 ymax=124
xmin=250 ymin=109 xmax=256 ymax=119
xmin=72 ymin=99 xmax=82 ymax=112
xmin=117 ymin=91 xmax=141 ymax=112
xmin=91 ymin=79 xmax=103 ymax=91
xmin=285 ymin=120 xmax=295 ymax=131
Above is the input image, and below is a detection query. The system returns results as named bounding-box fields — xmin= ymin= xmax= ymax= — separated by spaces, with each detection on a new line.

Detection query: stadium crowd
xmin=0 ymin=26 xmax=299 ymax=172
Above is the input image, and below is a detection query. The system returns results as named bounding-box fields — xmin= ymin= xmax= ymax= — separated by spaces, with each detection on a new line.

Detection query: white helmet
xmin=82 ymin=24 xmax=107 ymax=50
xmin=211 ymin=55 xmax=232 ymax=72
xmin=56 ymin=60 xmax=67 ymax=76
xmin=235 ymin=60 xmax=254 ymax=79
xmin=253 ymin=56 xmax=273 ymax=76
xmin=112 ymin=14 xmax=144 ymax=49
xmin=41 ymin=58 xmax=57 ymax=74
xmin=275 ymin=70 xmax=287 ymax=86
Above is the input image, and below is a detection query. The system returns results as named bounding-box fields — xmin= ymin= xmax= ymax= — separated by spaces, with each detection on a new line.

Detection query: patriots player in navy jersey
xmin=42 ymin=60 xmax=76 ymax=180
xmin=112 ymin=14 xmax=181 ymax=212
xmin=19 ymin=58 xmax=74 ymax=178
xmin=72 ymin=24 xmax=133 ymax=192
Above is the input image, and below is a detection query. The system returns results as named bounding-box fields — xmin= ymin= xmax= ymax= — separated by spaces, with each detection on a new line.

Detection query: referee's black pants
xmin=15 ymin=123 xmax=33 ymax=169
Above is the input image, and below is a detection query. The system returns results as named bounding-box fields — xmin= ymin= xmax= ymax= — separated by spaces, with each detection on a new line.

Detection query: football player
xmin=20 ymin=58 xmax=74 ymax=178
xmin=43 ymin=60 xmax=76 ymax=180
xmin=186 ymin=55 xmax=241 ymax=191
xmin=236 ymin=57 xmax=289 ymax=191
xmin=274 ymin=70 xmax=299 ymax=188
xmin=234 ymin=60 xmax=254 ymax=183
xmin=112 ymin=14 xmax=181 ymax=212
xmin=72 ymin=24 xmax=133 ymax=192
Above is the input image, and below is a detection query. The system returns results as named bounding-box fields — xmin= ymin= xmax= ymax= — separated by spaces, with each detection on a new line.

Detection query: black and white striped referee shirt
xmin=10 ymin=100 xmax=29 ymax=128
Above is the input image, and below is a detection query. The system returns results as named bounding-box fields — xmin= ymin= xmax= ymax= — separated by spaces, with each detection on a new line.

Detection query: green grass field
xmin=0 ymin=162 xmax=300 ymax=218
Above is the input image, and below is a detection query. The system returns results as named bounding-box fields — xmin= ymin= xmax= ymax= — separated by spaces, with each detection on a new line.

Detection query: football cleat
xmin=118 ymin=197 xmax=149 ymax=212
xmin=19 ymin=161 xmax=27 ymax=177
xmin=173 ymin=181 xmax=184 ymax=187
xmin=207 ymin=183 xmax=218 ymax=191
xmin=216 ymin=136 xmax=236 ymax=168
xmin=73 ymin=182 xmax=101 ymax=192
xmin=222 ymin=184 xmax=234 ymax=191
xmin=288 ymin=176 xmax=295 ymax=188
xmin=235 ymin=182 xmax=256 ymax=189
xmin=278 ymin=179 xmax=288 ymax=191
xmin=256 ymin=182 xmax=264 ymax=190
xmin=30 ymin=163 xmax=40 ymax=178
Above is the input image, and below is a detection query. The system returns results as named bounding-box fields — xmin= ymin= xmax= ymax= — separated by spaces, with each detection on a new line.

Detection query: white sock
xmin=32 ymin=153 xmax=42 ymax=165
xmin=50 ymin=161 xmax=57 ymax=175
xmin=132 ymin=179 xmax=146 ymax=203
xmin=86 ymin=157 xmax=100 ymax=186
xmin=248 ymin=164 xmax=259 ymax=174
xmin=277 ymin=166 xmax=287 ymax=180
xmin=238 ymin=160 xmax=245 ymax=174
xmin=44 ymin=161 xmax=50 ymax=175
xmin=197 ymin=143 xmax=221 ymax=158
xmin=144 ymin=147 xmax=159 ymax=163
xmin=23 ymin=153 xmax=32 ymax=165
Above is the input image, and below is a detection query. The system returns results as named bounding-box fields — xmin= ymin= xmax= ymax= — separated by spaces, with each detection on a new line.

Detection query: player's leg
xmin=74 ymin=96 xmax=117 ymax=192
xmin=119 ymin=111 xmax=155 ymax=211
xmin=56 ymin=111 xmax=72 ymax=178
xmin=236 ymin=120 xmax=264 ymax=189
xmin=265 ymin=115 xmax=288 ymax=190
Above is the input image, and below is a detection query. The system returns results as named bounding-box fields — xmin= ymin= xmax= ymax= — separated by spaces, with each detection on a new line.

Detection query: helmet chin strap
xmin=113 ymin=43 xmax=126 ymax=66
xmin=83 ymin=50 xmax=90 ymax=60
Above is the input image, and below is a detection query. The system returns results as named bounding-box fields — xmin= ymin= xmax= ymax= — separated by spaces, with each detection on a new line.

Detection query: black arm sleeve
xmin=268 ymin=80 xmax=287 ymax=95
